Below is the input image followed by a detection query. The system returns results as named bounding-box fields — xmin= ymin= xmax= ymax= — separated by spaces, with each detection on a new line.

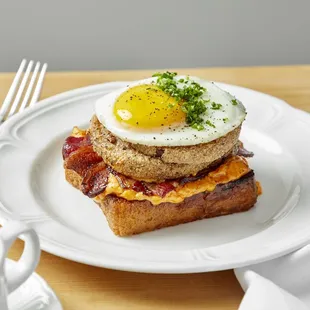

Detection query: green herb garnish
xmin=231 ymin=99 xmax=238 ymax=106
xmin=206 ymin=120 xmax=216 ymax=128
xmin=211 ymin=102 xmax=222 ymax=110
xmin=223 ymin=117 xmax=229 ymax=123
xmin=191 ymin=123 xmax=204 ymax=131
xmin=152 ymin=71 xmax=210 ymax=130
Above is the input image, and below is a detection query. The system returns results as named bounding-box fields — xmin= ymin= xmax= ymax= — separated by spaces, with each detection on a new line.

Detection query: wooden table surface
xmin=1 ymin=65 xmax=310 ymax=309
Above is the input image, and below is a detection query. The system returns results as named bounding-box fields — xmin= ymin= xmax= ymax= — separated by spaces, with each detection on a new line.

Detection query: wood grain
xmin=2 ymin=65 xmax=310 ymax=309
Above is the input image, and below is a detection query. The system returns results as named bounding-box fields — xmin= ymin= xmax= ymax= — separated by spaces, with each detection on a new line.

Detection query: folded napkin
xmin=235 ymin=245 xmax=310 ymax=309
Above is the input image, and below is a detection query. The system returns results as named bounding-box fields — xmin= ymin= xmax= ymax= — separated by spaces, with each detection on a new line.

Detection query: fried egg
xmin=95 ymin=76 xmax=246 ymax=146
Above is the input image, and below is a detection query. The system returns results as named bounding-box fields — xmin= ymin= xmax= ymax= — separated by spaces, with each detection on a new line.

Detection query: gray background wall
xmin=0 ymin=0 xmax=309 ymax=71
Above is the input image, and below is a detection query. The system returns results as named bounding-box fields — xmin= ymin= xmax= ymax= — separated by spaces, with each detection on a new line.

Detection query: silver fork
xmin=0 ymin=59 xmax=48 ymax=123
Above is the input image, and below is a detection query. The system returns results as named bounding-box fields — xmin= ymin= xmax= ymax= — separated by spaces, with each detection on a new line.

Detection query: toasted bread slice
xmin=65 ymin=168 xmax=257 ymax=236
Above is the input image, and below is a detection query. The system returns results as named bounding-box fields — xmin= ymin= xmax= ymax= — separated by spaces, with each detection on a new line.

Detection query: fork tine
xmin=7 ymin=60 xmax=34 ymax=118
xmin=0 ymin=59 xmax=27 ymax=122
xmin=29 ymin=63 xmax=48 ymax=106
xmin=19 ymin=62 xmax=41 ymax=112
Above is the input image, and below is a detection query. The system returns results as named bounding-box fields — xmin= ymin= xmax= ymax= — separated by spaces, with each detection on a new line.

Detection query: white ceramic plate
xmin=6 ymin=259 xmax=62 ymax=310
xmin=0 ymin=82 xmax=309 ymax=274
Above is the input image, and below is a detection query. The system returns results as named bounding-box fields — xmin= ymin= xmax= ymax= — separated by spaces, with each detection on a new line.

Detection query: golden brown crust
xmin=65 ymin=169 xmax=81 ymax=190
xmin=88 ymin=115 xmax=241 ymax=181
xmin=65 ymin=167 xmax=257 ymax=236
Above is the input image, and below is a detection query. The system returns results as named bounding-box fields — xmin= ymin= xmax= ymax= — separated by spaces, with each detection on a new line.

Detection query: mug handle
xmin=0 ymin=221 xmax=40 ymax=293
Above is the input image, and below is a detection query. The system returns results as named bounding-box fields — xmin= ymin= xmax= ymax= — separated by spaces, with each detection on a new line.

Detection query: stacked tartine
xmin=62 ymin=72 xmax=261 ymax=236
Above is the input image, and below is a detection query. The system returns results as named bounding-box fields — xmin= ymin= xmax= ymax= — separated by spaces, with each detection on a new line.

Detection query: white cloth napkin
xmin=234 ymin=245 xmax=310 ymax=309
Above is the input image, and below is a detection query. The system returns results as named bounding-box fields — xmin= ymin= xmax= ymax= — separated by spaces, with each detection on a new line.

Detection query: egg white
xmin=95 ymin=76 xmax=246 ymax=146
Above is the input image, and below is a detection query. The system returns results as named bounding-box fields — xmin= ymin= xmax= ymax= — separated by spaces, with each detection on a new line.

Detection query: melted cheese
xmin=72 ymin=127 xmax=87 ymax=137
xmin=94 ymin=156 xmax=250 ymax=205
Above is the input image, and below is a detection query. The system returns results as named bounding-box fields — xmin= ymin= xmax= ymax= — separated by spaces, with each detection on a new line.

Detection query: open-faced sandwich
xmin=62 ymin=72 xmax=261 ymax=236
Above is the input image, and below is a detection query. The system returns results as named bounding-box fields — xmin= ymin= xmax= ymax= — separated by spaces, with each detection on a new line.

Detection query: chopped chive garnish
xmin=152 ymin=71 xmax=211 ymax=130
xmin=206 ymin=120 xmax=216 ymax=128
xmin=211 ymin=102 xmax=222 ymax=110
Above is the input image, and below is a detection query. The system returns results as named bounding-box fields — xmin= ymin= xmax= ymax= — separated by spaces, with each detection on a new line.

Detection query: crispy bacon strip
xmin=64 ymin=146 xmax=103 ymax=177
xmin=109 ymin=169 xmax=175 ymax=197
xmin=108 ymin=168 xmax=133 ymax=189
xmin=132 ymin=181 xmax=153 ymax=196
xmin=81 ymin=163 xmax=110 ymax=198
xmin=150 ymin=182 xmax=175 ymax=197
xmin=62 ymin=135 xmax=91 ymax=159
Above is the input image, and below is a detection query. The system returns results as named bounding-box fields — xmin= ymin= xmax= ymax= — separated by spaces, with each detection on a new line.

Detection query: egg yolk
xmin=113 ymin=84 xmax=186 ymax=128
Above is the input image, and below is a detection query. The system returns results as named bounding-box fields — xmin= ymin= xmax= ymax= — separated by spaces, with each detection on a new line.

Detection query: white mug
xmin=0 ymin=221 xmax=40 ymax=310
